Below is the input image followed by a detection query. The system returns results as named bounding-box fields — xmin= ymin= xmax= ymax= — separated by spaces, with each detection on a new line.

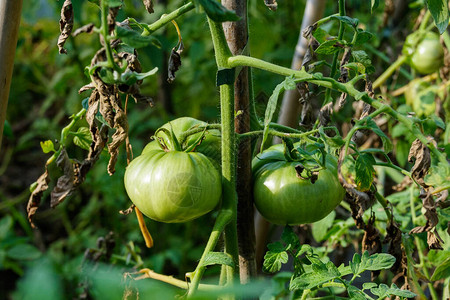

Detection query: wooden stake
xmin=0 ymin=0 xmax=23 ymax=150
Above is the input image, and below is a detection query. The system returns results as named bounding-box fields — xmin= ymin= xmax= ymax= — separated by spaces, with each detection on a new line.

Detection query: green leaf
xmin=425 ymin=164 xmax=450 ymax=191
xmin=352 ymin=50 xmax=374 ymax=74
xmin=3 ymin=120 xmax=13 ymax=138
xmin=430 ymin=257 xmax=450 ymax=281
xmin=312 ymin=28 xmax=328 ymax=44
xmin=365 ymin=118 xmax=393 ymax=153
xmin=116 ymin=26 xmax=161 ymax=49
xmin=6 ymin=244 xmax=42 ymax=261
xmin=360 ymin=251 xmax=396 ymax=272
xmin=40 ymin=140 xmax=56 ymax=153
xmin=263 ymin=242 xmax=288 ymax=273
xmin=350 ymin=253 xmax=361 ymax=275
xmin=355 ymin=153 xmax=376 ymax=191
xmin=362 ymin=282 xmax=378 ymax=290
xmin=315 ymin=39 xmax=342 ymax=55
xmin=200 ymin=252 xmax=235 ymax=268
xmin=281 ymin=225 xmax=300 ymax=250
xmin=311 ymin=211 xmax=335 ymax=242
xmin=331 ymin=16 xmax=359 ymax=29
xmin=120 ymin=67 xmax=158 ymax=85
xmin=197 ymin=0 xmax=240 ymax=22
xmin=261 ymin=77 xmax=295 ymax=151
xmin=426 ymin=0 xmax=449 ymax=34
xmin=347 ymin=285 xmax=367 ymax=300
xmin=371 ymin=0 xmax=379 ymax=13
xmin=342 ymin=62 xmax=366 ymax=74
xmin=71 ymin=127 xmax=92 ymax=151
xmin=372 ymin=283 xmax=416 ymax=298
xmin=318 ymin=127 xmax=345 ymax=148
xmin=354 ymin=30 xmax=374 ymax=46
xmin=290 ymin=258 xmax=341 ymax=291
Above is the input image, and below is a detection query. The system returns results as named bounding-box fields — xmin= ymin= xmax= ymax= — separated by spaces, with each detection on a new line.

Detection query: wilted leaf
xmin=107 ymin=97 xmax=128 ymax=175
xmin=408 ymin=139 xmax=431 ymax=188
xmin=143 ymin=0 xmax=154 ymax=13
xmin=57 ymin=0 xmax=73 ymax=54
xmin=167 ymin=44 xmax=183 ymax=83
xmin=264 ymin=0 xmax=277 ymax=11
xmin=51 ymin=148 xmax=76 ymax=207
xmin=27 ymin=169 xmax=50 ymax=228
xmin=72 ymin=23 xmax=95 ymax=36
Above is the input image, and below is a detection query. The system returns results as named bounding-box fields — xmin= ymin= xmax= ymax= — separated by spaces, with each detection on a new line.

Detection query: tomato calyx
xmin=154 ymin=124 xmax=208 ymax=153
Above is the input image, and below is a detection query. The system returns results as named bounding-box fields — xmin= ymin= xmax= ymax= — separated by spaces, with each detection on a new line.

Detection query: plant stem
xmin=323 ymin=0 xmax=346 ymax=105
xmin=100 ymin=0 xmax=118 ymax=71
xmin=372 ymin=55 xmax=408 ymax=89
xmin=143 ymin=2 xmax=195 ymax=34
xmin=187 ymin=209 xmax=233 ymax=296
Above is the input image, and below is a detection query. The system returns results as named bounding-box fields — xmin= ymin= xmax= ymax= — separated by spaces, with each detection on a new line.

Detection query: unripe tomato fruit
xmin=124 ymin=149 xmax=221 ymax=223
xmin=252 ymin=144 xmax=344 ymax=225
xmin=410 ymin=32 xmax=444 ymax=75
xmin=142 ymin=117 xmax=221 ymax=165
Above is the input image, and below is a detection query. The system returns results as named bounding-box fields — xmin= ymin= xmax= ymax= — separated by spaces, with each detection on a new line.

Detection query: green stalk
xmin=323 ymin=0 xmax=346 ymax=105
xmin=372 ymin=55 xmax=408 ymax=89
xmin=187 ymin=210 xmax=233 ymax=296
xmin=143 ymin=2 xmax=195 ymax=34
xmin=100 ymin=0 xmax=118 ymax=71
xmin=218 ymin=83 xmax=239 ymax=286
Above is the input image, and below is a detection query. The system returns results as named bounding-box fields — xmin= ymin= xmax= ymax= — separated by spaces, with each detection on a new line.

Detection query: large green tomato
xmin=409 ymin=32 xmax=444 ymax=75
xmin=252 ymin=144 xmax=344 ymax=225
xmin=124 ymin=149 xmax=222 ymax=223
xmin=142 ymin=117 xmax=221 ymax=165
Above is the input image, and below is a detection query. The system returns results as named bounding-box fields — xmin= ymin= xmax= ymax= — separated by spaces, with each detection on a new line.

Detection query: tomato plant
xmin=252 ymin=143 xmax=344 ymax=225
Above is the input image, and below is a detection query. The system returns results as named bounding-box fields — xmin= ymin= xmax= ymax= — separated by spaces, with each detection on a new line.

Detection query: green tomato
xmin=124 ymin=149 xmax=222 ymax=223
xmin=410 ymin=32 xmax=444 ymax=75
xmin=404 ymin=78 xmax=436 ymax=117
xmin=252 ymin=144 xmax=344 ymax=225
xmin=142 ymin=117 xmax=221 ymax=164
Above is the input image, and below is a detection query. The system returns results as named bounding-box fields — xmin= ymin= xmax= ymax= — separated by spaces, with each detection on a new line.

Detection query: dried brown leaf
xmin=27 ymin=169 xmax=50 ymax=228
xmin=339 ymin=48 xmax=352 ymax=83
xmin=107 ymin=98 xmax=129 ymax=175
xmin=57 ymin=0 xmax=74 ymax=54
xmin=408 ymin=139 xmax=431 ymax=188
xmin=79 ymin=82 xmax=96 ymax=94
xmin=143 ymin=0 xmax=154 ymax=13
xmin=264 ymin=0 xmax=277 ymax=11
xmin=167 ymin=43 xmax=183 ymax=83
xmin=318 ymin=102 xmax=333 ymax=127
xmin=50 ymin=148 xmax=76 ymax=207
xmin=72 ymin=23 xmax=95 ymax=37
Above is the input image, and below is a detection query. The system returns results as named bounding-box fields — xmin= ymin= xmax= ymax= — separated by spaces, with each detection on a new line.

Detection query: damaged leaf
xmin=51 ymin=148 xmax=76 ymax=208
xmin=143 ymin=0 xmax=154 ymax=13
xmin=264 ymin=0 xmax=278 ymax=11
xmin=72 ymin=23 xmax=95 ymax=37
xmin=27 ymin=169 xmax=51 ymax=228
xmin=167 ymin=45 xmax=183 ymax=83
xmin=57 ymin=0 xmax=74 ymax=54
xmin=408 ymin=139 xmax=431 ymax=188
